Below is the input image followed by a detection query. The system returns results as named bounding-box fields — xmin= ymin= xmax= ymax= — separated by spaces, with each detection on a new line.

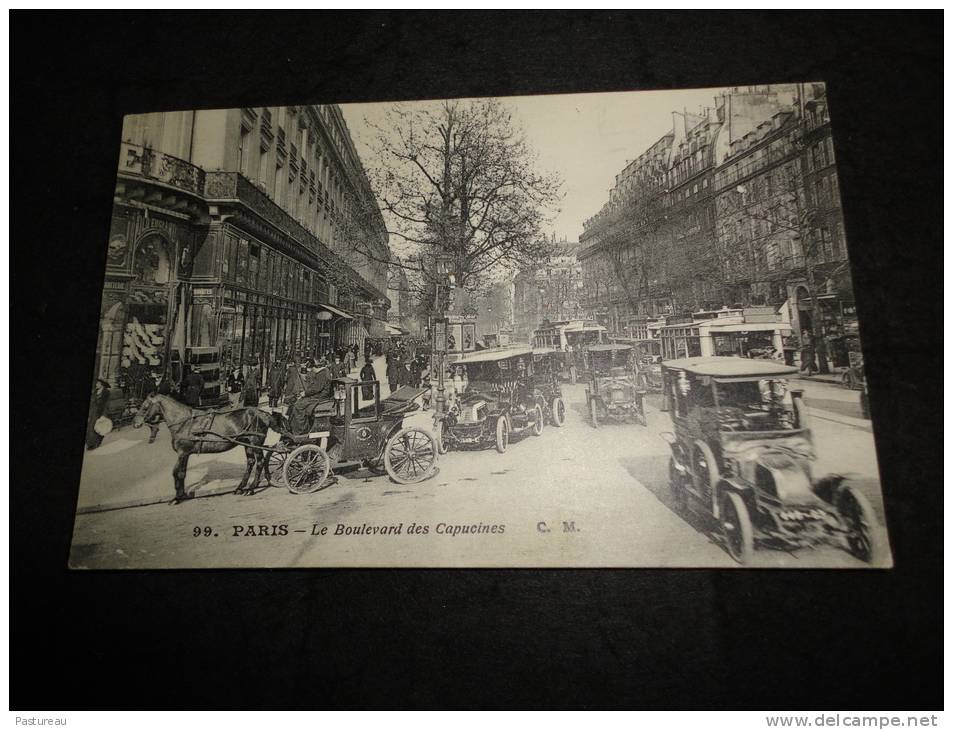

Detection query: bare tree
xmin=360 ymin=99 xmax=563 ymax=311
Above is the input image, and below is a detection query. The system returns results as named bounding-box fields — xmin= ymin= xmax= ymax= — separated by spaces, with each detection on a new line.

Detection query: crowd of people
xmin=87 ymin=336 xmax=450 ymax=449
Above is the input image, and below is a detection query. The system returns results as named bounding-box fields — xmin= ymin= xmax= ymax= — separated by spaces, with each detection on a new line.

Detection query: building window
xmin=238 ymin=125 xmax=252 ymax=178
xmin=248 ymin=243 xmax=260 ymax=288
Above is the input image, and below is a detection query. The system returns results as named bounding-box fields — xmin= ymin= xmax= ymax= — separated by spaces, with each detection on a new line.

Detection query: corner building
xmin=99 ymin=105 xmax=391 ymax=408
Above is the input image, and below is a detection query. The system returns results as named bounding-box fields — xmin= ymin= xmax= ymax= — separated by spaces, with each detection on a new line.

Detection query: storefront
xmin=96 ymin=206 xmax=200 ymax=411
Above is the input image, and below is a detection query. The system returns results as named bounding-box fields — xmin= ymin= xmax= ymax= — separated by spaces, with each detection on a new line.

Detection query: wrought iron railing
xmin=118 ymin=142 xmax=205 ymax=196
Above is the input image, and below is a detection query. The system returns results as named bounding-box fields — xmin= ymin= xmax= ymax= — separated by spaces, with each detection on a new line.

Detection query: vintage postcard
xmin=70 ymin=83 xmax=891 ymax=568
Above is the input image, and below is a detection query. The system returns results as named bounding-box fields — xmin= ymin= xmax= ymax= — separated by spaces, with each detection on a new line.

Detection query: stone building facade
xmin=512 ymin=240 xmax=584 ymax=341
xmin=576 ymin=84 xmax=853 ymax=359
xmin=97 ymin=104 xmax=391 ymax=410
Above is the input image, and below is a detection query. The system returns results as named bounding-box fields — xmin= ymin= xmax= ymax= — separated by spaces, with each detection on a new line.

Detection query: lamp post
xmin=433 ymin=254 xmax=455 ymax=415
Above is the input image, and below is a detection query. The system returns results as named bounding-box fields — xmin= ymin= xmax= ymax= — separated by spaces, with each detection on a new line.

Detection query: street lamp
xmin=432 ymin=253 xmax=455 ymax=415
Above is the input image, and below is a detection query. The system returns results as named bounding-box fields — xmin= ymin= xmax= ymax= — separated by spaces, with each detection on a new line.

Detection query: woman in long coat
xmin=243 ymin=366 xmax=261 ymax=407
xmin=85 ymin=379 xmax=111 ymax=450
xmin=284 ymin=360 xmax=305 ymax=407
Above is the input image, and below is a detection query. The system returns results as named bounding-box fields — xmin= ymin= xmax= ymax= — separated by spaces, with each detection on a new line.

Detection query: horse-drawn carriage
xmin=273 ymin=378 xmax=438 ymax=493
xmin=133 ymin=377 xmax=438 ymax=502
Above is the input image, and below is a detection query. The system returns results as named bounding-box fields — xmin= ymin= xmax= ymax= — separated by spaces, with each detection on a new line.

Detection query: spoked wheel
xmin=669 ymin=457 xmax=688 ymax=513
xmin=720 ymin=492 xmax=754 ymax=564
xmin=531 ymin=404 xmax=544 ymax=436
xmin=435 ymin=419 xmax=450 ymax=455
xmin=383 ymin=427 xmax=438 ymax=484
xmin=835 ymin=484 xmax=885 ymax=564
xmin=495 ymin=416 xmax=509 ymax=453
xmin=550 ymin=397 xmax=566 ymax=427
xmin=267 ymin=447 xmax=289 ymax=488
xmin=283 ymin=444 xmax=332 ymax=494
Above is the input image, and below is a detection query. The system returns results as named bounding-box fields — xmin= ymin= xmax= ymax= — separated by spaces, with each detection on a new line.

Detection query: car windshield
xmin=712 ymin=378 xmax=796 ymax=431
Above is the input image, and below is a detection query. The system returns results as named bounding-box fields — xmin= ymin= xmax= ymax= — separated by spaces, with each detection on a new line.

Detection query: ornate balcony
xmin=117 ymin=142 xmax=206 ymax=197
xmin=204 ymin=171 xmax=389 ymax=305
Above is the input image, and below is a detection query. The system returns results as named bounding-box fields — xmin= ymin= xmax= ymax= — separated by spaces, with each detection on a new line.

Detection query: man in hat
xmin=284 ymin=358 xmax=304 ymax=408
xmin=268 ymin=358 xmax=286 ymax=409
xmin=288 ymin=359 xmax=333 ymax=433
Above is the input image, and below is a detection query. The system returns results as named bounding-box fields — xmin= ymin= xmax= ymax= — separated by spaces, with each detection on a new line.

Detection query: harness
xmin=158 ymin=402 xmax=268 ymax=445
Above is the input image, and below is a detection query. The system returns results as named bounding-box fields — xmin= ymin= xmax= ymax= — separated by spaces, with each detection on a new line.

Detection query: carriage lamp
xmin=333 ymin=381 xmax=347 ymax=401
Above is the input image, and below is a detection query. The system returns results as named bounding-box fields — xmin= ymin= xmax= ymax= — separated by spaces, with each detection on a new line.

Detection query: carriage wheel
xmin=283 ymin=444 xmax=331 ymax=494
xmin=267 ymin=448 xmax=289 ymax=488
xmin=531 ymin=404 xmax=544 ymax=436
xmin=550 ymin=397 xmax=566 ymax=427
xmin=384 ymin=427 xmax=438 ymax=484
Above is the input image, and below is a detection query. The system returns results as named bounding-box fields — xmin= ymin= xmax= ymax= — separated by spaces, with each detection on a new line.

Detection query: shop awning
xmin=385 ymin=323 xmax=404 ymax=336
xmin=366 ymin=318 xmax=391 ymax=338
xmin=320 ymin=303 xmax=353 ymax=320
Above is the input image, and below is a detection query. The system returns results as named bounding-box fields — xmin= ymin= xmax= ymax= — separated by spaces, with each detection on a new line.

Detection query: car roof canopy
xmin=456 ymin=345 xmax=533 ymax=364
xmin=661 ymin=356 xmax=799 ymax=379
xmin=587 ymin=344 xmax=633 ymax=353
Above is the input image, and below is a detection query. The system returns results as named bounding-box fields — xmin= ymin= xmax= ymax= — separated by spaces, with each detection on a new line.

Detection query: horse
xmin=133 ymin=394 xmax=278 ymax=504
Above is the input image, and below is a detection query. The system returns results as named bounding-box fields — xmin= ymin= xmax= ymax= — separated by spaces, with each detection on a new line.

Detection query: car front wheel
xmin=720 ymin=491 xmax=754 ymax=564
xmin=495 ymin=417 xmax=509 ymax=453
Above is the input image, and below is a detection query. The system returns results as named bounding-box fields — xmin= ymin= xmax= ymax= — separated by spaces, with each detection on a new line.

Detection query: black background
xmin=11 ymin=11 xmax=942 ymax=709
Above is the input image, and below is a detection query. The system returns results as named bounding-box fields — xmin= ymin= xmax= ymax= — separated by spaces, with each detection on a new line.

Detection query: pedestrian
xmin=799 ymin=329 xmax=817 ymax=376
xmin=268 ymin=358 xmax=286 ymax=408
xmin=182 ymin=365 xmax=205 ymax=407
xmin=398 ymin=358 xmax=415 ymax=388
xmin=85 ymin=379 xmax=112 ymax=450
xmin=360 ymin=357 xmax=377 ymax=400
xmin=330 ymin=353 xmax=346 ymax=379
xmin=410 ymin=356 xmax=422 ymax=387
xmin=452 ymin=365 xmax=466 ymax=396
xmin=243 ymin=364 xmax=260 ymax=407
xmin=284 ymin=358 xmax=304 ymax=407
xmin=226 ymin=365 xmax=244 ymax=408
xmin=386 ymin=355 xmax=400 ymax=394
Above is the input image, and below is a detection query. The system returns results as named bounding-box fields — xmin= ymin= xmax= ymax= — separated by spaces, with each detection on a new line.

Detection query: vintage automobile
xmin=275 ymin=378 xmax=438 ymax=493
xmin=530 ymin=348 xmax=567 ymax=427
xmin=660 ymin=357 xmax=886 ymax=564
xmin=584 ymin=344 xmax=647 ymax=427
xmin=434 ymin=346 xmax=545 ymax=454
xmin=635 ymin=353 xmax=664 ymax=393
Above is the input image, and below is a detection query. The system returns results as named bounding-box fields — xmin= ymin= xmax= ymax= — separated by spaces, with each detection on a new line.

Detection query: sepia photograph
xmin=69 ymin=83 xmax=891 ymax=569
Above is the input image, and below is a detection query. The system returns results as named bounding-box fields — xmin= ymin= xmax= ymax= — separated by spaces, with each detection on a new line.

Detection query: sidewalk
xmin=798 ymin=371 xmax=846 ymax=386
xmin=75 ymin=355 xmax=406 ymax=514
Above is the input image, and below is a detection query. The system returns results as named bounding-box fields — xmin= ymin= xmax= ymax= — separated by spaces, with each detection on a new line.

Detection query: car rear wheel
xmin=435 ymin=419 xmax=450 ymax=455
xmin=550 ymin=397 xmax=566 ymax=427
xmin=720 ymin=491 xmax=754 ymax=564
xmin=532 ymin=404 xmax=544 ymax=436
xmin=669 ymin=457 xmax=688 ymax=513
xmin=495 ymin=416 xmax=509 ymax=453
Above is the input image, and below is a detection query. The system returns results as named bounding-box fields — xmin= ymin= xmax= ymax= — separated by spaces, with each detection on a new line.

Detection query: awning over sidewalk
xmin=320 ymin=303 xmax=353 ymax=320
xmin=366 ymin=318 xmax=391 ymax=338
xmin=385 ymin=323 xmax=404 ymax=336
